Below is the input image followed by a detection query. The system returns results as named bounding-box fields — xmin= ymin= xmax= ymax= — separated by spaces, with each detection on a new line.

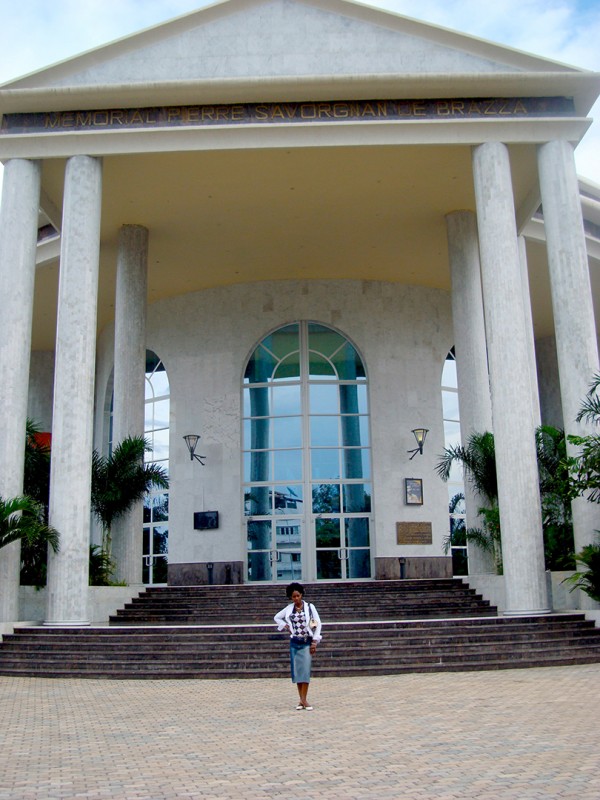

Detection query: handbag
xmin=307 ymin=602 xmax=318 ymax=630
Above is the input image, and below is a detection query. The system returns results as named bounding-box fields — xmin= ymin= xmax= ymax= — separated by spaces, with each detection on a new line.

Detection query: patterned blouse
xmin=290 ymin=606 xmax=310 ymax=639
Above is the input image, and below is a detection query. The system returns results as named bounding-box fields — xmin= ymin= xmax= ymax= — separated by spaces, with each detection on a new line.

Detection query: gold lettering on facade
xmin=231 ymin=105 xmax=245 ymax=120
xmin=255 ymin=105 xmax=269 ymax=120
xmin=301 ymin=104 xmax=317 ymax=119
xmin=436 ymin=101 xmax=451 ymax=115
xmin=412 ymin=101 xmax=426 ymax=116
xmin=201 ymin=107 xmax=216 ymax=121
xmin=110 ymin=110 xmax=125 ymax=125
xmin=514 ymin=100 xmax=528 ymax=114
xmin=451 ymin=101 xmax=465 ymax=115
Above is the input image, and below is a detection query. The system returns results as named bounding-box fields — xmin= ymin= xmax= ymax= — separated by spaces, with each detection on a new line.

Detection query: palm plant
xmin=436 ymin=427 xmax=576 ymax=574
xmin=563 ymin=537 xmax=600 ymax=602
xmin=0 ymin=495 xmax=59 ymax=554
xmin=569 ymin=373 xmax=600 ymax=503
xmin=91 ymin=435 xmax=169 ymax=557
xmin=436 ymin=432 xmax=503 ymax=572
xmin=20 ymin=419 xmax=54 ymax=586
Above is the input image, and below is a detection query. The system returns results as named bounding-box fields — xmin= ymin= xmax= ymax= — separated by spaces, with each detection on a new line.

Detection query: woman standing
xmin=274 ymin=582 xmax=322 ymax=710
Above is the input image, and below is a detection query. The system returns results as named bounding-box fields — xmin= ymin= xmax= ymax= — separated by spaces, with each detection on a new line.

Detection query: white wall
xmin=94 ymin=278 xmax=454 ymax=573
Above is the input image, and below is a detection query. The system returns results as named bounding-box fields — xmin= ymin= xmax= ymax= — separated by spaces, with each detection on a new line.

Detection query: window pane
xmin=272 ymin=385 xmax=301 ymax=416
xmin=273 ymin=417 xmax=301 ymax=448
xmin=244 ymin=386 xmax=270 ymax=418
xmin=152 ymin=555 xmax=168 ymax=583
xmin=153 ymin=527 xmax=169 ymax=555
xmin=244 ymin=486 xmax=272 ymax=516
xmin=277 ymin=551 xmax=302 ymax=581
xmin=273 ymin=449 xmax=303 ymax=481
xmin=244 ymin=450 xmax=272 ymax=483
xmin=332 ymin=342 xmax=366 ymax=380
xmin=247 ymin=417 xmax=270 ymax=450
xmin=310 ymin=384 xmax=338 ymax=414
xmin=347 ymin=548 xmax=371 ymax=578
xmin=274 ymin=485 xmax=304 ymax=514
xmin=248 ymin=551 xmax=272 ymax=581
xmin=444 ymin=420 xmax=461 ymax=449
xmin=143 ymin=499 xmax=151 ymax=523
xmin=312 ymin=484 xmax=341 ymax=514
xmin=247 ymin=520 xmax=272 ymax=551
xmin=317 ymin=549 xmax=342 ymax=579
xmin=148 ymin=369 xmax=169 ymax=398
xmin=340 ymin=413 xmax=363 ymax=447
xmin=261 ymin=324 xmax=299 ymax=360
xmin=345 ymin=517 xmax=370 ymax=547
xmin=273 ymin=352 xmax=301 ymax=381
xmin=442 ymin=355 xmax=457 ymax=388
xmin=311 ymin=449 xmax=340 ymax=479
xmin=275 ymin=519 xmax=302 ymax=550
xmin=152 ymin=494 xmax=169 ymax=522
xmin=143 ymin=527 xmax=150 ymax=554
xmin=308 ymin=352 xmax=336 ymax=379
xmin=343 ymin=484 xmax=372 ymax=513
xmin=308 ymin=323 xmax=344 ymax=357
xmin=151 ymin=428 xmax=169 ymax=461
xmin=342 ymin=449 xmax=370 ymax=479
xmin=244 ymin=345 xmax=278 ymax=384
xmin=310 ymin=416 xmax=339 ymax=447
xmin=442 ymin=390 xmax=460 ymax=421
xmin=316 ymin=518 xmax=340 ymax=547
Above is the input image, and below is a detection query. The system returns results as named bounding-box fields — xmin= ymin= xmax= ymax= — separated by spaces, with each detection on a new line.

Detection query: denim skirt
xmin=289 ymin=638 xmax=312 ymax=683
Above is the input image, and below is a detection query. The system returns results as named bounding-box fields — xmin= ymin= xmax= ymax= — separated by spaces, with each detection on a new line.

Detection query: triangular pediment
xmin=3 ymin=0 xmax=580 ymax=94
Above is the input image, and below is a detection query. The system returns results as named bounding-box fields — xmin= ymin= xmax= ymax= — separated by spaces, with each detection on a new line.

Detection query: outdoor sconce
xmin=407 ymin=428 xmax=429 ymax=460
xmin=183 ymin=434 xmax=206 ymax=465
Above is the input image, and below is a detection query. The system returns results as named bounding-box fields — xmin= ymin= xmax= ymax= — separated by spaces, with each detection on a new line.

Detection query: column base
xmin=502 ymin=608 xmax=551 ymax=617
xmin=43 ymin=620 xmax=91 ymax=627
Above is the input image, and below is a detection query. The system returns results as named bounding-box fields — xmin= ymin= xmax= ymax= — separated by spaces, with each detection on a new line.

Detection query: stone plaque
xmin=396 ymin=522 xmax=433 ymax=545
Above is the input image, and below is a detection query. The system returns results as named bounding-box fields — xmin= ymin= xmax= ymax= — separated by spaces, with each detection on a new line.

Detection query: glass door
xmin=243 ymin=322 xmax=373 ymax=582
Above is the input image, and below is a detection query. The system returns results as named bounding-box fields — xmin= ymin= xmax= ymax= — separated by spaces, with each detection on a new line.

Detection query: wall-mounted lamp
xmin=407 ymin=428 xmax=429 ymax=460
xmin=183 ymin=434 xmax=206 ymax=465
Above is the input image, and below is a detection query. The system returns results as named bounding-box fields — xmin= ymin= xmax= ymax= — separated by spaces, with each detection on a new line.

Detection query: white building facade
xmin=1 ymin=0 xmax=600 ymax=626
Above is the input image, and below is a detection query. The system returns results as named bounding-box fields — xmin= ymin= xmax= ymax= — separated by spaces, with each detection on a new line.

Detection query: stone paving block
xmin=0 ymin=665 xmax=599 ymax=798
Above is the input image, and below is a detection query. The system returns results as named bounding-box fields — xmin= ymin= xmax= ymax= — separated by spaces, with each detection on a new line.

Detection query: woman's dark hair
xmin=286 ymin=582 xmax=304 ymax=599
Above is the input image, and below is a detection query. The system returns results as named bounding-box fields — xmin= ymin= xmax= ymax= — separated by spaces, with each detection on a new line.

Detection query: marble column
xmin=45 ymin=155 xmax=103 ymax=626
xmin=0 ymin=159 xmax=42 ymax=624
xmin=538 ymin=140 xmax=600 ymax=585
xmin=472 ymin=141 xmax=549 ymax=615
xmin=445 ymin=211 xmax=495 ymax=574
xmin=111 ymin=225 xmax=149 ymax=585
xmin=518 ymin=236 xmax=541 ymax=427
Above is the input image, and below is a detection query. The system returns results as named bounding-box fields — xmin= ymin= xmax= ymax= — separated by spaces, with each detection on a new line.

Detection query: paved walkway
xmin=1 ymin=664 xmax=599 ymax=799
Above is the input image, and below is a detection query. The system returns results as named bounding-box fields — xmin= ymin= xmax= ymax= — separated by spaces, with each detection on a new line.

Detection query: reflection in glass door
xmin=243 ymin=322 xmax=373 ymax=581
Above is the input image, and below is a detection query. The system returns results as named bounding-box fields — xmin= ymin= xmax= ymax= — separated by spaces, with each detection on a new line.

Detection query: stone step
xmin=2 ymin=578 xmax=599 ymax=679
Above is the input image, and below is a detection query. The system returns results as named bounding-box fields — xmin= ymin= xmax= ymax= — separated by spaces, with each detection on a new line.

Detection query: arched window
xmin=143 ymin=351 xmax=170 ymax=585
xmin=442 ymin=349 xmax=467 ymax=575
xmin=243 ymin=322 xmax=372 ymax=582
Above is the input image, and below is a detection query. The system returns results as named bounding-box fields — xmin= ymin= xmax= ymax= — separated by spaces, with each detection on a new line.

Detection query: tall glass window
xmin=243 ymin=322 xmax=372 ymax=582
xmin=143 ymin=351 xmax=170 ymax=585
xmin=442 ymin=349 xmax=467 ymax=575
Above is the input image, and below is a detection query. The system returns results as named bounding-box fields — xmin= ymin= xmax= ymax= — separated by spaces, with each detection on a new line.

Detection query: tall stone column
xmin=0 ymin=159 xmax=42 ymax=624
xmin=472 ymin=142 xmax=549 ymax=615
xmin=518 ymin=236 xmax=541 ymax=427
xmin=45 ymin=155 xmax=103 ymax=626
xmin=445 ymin=211 xmax=494 ymax=574
xmin=538 ymin=140 xmax=600 ymax=588
xmin=111 ymin=225 xmax=149 ymax=585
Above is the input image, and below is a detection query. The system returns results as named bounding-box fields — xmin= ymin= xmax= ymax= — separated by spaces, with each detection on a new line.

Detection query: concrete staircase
xmin=1 ymin=580 xmax=599 ymax=679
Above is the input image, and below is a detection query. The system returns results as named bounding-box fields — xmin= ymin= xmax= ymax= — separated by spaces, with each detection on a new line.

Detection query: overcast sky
xmin=0 ymin=0 xmax=599 ymax=195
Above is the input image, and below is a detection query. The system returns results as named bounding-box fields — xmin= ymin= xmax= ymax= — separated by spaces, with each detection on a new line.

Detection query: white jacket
xmin=274 ymin=600 xmax=322 ymax=643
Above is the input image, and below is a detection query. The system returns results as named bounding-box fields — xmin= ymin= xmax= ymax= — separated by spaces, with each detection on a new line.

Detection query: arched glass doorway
xmin=243 ymin=322 xmax=373 ymax=582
